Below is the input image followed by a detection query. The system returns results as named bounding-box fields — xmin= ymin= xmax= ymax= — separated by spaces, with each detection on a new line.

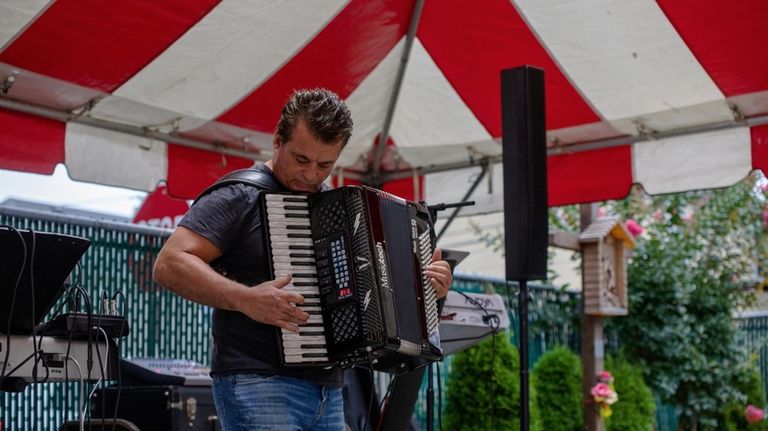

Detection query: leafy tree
xmin=443 ymin=332 xmax=541 ymax=430
xmin=531 ymin=346 xmax=583 ymax=431
xmin=608 ymin=175 xmax=768 ymax=430
xmin=605 ymin=355 xmax=656 ymax=431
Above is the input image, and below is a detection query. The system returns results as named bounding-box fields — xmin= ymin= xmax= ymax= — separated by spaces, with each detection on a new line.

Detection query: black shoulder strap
xmin=194 ymin=167 xmax=279 ymax=203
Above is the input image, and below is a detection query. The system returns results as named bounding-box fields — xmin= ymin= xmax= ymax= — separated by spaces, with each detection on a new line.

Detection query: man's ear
xmin=272 ymin=135 xmax=281 ymax=151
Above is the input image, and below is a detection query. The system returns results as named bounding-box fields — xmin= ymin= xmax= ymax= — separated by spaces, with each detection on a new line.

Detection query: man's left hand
xmin=426 ymin=248 xmax=452 ymax=299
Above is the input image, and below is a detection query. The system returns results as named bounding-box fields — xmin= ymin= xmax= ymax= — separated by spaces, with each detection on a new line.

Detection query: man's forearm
xmin=154 ymin=250 xmax=246 ymax=312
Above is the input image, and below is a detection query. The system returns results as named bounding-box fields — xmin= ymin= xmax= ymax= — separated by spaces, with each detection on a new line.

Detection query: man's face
xmin=271 ymin=119 xmax=343 ymax=193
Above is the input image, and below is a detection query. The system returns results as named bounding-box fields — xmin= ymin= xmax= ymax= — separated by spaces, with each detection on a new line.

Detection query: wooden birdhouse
xmin=579 ymin=217 xmax=636 ymax=316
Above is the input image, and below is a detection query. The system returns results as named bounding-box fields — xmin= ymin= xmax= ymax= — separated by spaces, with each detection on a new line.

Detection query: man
xmin=154 ymin=88 xmax=453 ymax=430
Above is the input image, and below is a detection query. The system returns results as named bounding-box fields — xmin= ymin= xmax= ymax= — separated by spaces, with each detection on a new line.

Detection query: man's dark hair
xmin=276 ymin=88 xmax=354 ymax=149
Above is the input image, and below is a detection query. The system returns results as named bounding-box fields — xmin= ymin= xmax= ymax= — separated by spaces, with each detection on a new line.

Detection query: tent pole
xmin=370 ymin=0 xmax=425 ymax=174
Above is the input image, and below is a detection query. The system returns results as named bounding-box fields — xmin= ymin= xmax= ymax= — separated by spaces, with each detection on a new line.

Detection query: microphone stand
xmin=375 ymin=200 xmax=475 ymax=431
xmin=422 ymin=200 xmax=474 ymax=431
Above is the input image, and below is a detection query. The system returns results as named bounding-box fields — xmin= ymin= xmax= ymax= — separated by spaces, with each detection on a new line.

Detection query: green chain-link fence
xmin=0 ymin=207 xmax=204 ymax=430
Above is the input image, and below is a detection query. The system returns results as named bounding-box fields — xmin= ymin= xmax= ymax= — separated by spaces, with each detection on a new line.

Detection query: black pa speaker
xmin=501 ymin=66 xmax=548 ymax=281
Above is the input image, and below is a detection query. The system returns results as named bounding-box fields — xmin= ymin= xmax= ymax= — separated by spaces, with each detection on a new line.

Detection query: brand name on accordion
xmin=375 ymin=242 xmax=390 ymax=295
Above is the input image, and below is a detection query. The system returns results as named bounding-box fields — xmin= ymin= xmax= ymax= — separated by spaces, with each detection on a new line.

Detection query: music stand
xmin=0 ymin=228 xmax=90 ymax=334
xmin=439 ymin=249 xmax=470 ymax=273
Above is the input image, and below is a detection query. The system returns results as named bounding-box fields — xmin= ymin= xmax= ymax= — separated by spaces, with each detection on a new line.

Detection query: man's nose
xmin=307 ymin=166 xmax=323 ymax=181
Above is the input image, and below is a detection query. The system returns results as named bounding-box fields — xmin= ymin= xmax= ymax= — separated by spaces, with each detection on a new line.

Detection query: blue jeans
xmin=212 ymin=373 xmax=345 ymax=431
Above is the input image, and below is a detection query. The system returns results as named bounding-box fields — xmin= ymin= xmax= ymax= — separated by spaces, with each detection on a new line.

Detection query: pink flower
xmin=598 ymin=370 xmax=613 ymax=384
xmin=598 ymin=207 xmax=607 ymax=218
xmin=746 ymin=405 xmax=765 ymax=423
xmin=591 ymin=383 xmax=613 ymax=399
xmin=591 ymin=379 xmax=618 ymax=419
xmin=625 ymin=219 xmax=644 ymax=237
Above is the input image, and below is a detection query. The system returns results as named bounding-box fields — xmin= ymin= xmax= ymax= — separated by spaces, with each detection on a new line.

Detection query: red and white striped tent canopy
xmin=1 ymin=0 xmax=767 ymax=214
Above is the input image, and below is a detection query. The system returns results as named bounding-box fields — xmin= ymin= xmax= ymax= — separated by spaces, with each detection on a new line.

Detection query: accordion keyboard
xmin=264 ymin=193 xmax=328 ymax=364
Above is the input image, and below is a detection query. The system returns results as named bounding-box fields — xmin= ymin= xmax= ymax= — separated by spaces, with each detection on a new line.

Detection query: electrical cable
xmin=452 ymin=290 xmax=502 ymax=430
xmin=437 ymin=364 xmax=443 ymax=431
xmin=111 ymin=290 xmax=127 ymax=431
xmin=71 ymin=262 xmax=82 ymax=300
xmin=362 ymin=350 xmax=376 ymax=431
xmin=0 ymin=226 xmax=27 ymax=386
xmin=506 ymin=285 xmax=519 ymax=431
xmin=71 ymin=286 xmax=94 ymax=382
xmin=98 ymin=320 xmax=109 ymax=428
xmin=440 ymin=290 xmax=502 ymax=343
xmin=83 ymin=327 xmax=109 ymax=430
xmin=82 ymin=286 xmax=96 ymax=431
xmin=62 ymin=285 xmax=81 ymax=424
xmin=94 ymin=289 xmax=109 ymax=430
xmin=374 ymin=373 xmax=396 ymax=431
xmin=439 ymin=329 xmax=500 ymax=344
xmin=65 ymin=263 xmax=84 ymax=423
xmin=0 ymin=228 xmax=91 ymax=427
xmin=69 ymin=285 xmax=93 ymax=427
xmin=64 ymin=260 xmax=85 ymax=403
xmin=64 ymin=355 xmax=85 ymax=431
xmin=1 ymin=350 xmax=37 ymax=377
xmin=25 ymin=278 xmax=84 ymax=424
xmin=27 ymin=230 xmax=39 ymax=431
xmin=34 ymin=284 xmax=83 ymax=386
xmin=57 ymin=260 xmax=85 ymax=410
xmin=490 ymin=325 xmax=498 ymax=431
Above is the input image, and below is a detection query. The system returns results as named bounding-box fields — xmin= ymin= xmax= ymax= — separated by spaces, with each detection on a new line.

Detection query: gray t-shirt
xmin=179 ymin=165 xmax=342 ymax=387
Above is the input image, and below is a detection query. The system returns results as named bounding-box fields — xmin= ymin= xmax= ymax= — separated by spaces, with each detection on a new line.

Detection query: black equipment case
xmin=92 ymin=385 xmax=220 ymax=431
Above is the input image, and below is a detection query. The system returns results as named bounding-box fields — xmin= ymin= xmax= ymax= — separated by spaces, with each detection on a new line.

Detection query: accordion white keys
xmin=262 ymin=185 xmax=442 ymax=373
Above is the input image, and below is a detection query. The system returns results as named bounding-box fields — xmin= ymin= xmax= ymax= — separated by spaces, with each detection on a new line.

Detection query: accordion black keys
xmin=261 ymin=185 xmax=442 ymax=373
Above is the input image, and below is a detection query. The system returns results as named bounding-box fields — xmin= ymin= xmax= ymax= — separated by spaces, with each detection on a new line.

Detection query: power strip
xmin=35 ymin=313 xmax=130 ymax=339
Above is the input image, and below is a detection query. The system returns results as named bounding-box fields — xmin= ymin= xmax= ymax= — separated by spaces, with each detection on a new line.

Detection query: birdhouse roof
xmin=578 ymin=216 xmax=636 ymax=248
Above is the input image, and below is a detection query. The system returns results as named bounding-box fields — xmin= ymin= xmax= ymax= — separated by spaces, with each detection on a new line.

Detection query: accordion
xmin=261 ymin=185 xmax=442 ymax=373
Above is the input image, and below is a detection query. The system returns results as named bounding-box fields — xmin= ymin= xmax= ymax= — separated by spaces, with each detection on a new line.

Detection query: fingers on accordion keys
xmin=281 ymin=321 xmax=300 ymax=334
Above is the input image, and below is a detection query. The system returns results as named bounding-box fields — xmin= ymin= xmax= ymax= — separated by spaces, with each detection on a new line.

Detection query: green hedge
xmin=605 ymin=355 xmax=656 ymax=431
xmin=443 ymin=332 xmax=541 ymax=430
xmin=531 ymin=346 xmax=583 ymax=431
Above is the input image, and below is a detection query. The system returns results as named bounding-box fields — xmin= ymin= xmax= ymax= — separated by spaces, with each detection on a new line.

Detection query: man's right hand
xmin=154 ymin=227 xmax=310 ymax=333
xmin=239 ymin=276 xmax=309 ymax=333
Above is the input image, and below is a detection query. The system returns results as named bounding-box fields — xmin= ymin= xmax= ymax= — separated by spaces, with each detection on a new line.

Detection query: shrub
xmin=604 ymin=355 xmax=656 ymax=431
xmin=443 ymin=332 xmax=541 ymax=430
xmin=531 ymin=346 xmax=582 ymax=431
